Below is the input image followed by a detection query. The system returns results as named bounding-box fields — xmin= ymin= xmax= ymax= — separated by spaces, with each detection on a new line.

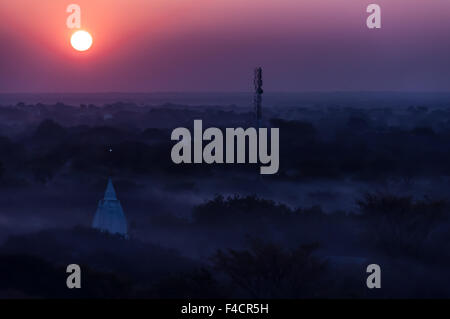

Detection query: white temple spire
xmin=104 ymin=178 xmax=117 ymax=200
xmin=92 ymin=178 xmax=128 ymax=237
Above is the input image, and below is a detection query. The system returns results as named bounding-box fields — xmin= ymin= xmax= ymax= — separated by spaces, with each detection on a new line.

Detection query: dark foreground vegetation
xmin=0 ymin=193 xmax=449 ymax=298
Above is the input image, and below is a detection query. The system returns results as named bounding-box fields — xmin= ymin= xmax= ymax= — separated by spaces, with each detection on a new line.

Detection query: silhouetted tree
xmin=358 ymin=193 xmax=447 ymax=257
xmin=212 ymin=239 xmax=327 ymax=298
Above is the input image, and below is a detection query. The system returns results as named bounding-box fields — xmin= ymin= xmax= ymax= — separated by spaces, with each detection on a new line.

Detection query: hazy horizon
xmin=3 ymin=91 xmax=450 ymax=108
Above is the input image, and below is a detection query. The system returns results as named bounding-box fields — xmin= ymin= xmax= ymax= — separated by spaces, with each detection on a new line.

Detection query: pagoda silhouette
xmin=92 ymin=178 xmax=128 ymax=237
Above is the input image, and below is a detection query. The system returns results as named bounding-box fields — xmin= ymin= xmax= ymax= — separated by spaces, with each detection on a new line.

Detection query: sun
xmin=70 ymin=30 xmax=93 ymax=52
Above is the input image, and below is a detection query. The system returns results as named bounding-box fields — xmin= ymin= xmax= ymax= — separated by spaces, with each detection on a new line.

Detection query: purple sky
xmin=1 ymin=0 xmax=450 ymax=92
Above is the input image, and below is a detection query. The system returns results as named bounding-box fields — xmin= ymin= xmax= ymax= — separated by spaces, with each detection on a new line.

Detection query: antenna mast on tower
xmin=254 ymin=67 xmax=263 ymax=129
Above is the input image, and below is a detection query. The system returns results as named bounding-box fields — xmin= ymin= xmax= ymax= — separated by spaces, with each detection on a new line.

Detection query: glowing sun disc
xmin=70 ymin=30 xmax=93 ymax=51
